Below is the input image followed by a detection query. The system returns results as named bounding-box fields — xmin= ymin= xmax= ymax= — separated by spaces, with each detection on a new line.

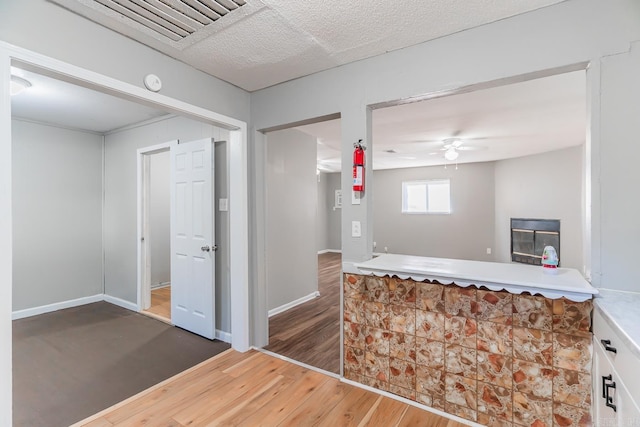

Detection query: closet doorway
xmin=140 ymin=148 xmax=172 ymax=323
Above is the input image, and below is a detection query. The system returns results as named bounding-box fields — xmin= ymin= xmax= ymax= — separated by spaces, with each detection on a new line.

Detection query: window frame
xmin=401 ymin=179 xmax=451 ymax=215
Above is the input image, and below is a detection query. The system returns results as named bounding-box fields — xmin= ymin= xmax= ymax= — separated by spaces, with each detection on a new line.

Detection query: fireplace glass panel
xmin=512 ymin=230 xmax=534 ymax=255
xmin=535 ymin=232 xmax=560 ymax=259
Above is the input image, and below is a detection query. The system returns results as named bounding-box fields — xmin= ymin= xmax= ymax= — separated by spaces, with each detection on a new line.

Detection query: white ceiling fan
xmin=421 ymin=137 xmax=488 ymax=161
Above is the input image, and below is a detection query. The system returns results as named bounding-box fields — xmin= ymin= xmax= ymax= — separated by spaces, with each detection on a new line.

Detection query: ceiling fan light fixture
xmin=444 ymin=148 xmax=459 ymax=161
xmin=10 ymin=75 xmax=32 ymax=96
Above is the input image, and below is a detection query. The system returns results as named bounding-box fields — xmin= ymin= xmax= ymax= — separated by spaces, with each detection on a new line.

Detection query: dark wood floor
xmin=265 ymin=252 xmax=341 ymax=374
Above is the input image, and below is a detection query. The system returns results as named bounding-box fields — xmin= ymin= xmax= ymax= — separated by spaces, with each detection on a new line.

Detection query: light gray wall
xmin=149 ymin=151 xmax=170 ymax=287
xmin=266 ymin=129 xmax=318 ymax=311
xmin=599 ymin=42 xmax=640 ymax=292
xmin=325 ymin=173 xmax=342 ymax=251
xmin=373 ymin=162 xmax=495 ymax=261
xmin=494 ymin=146 xmax=584 ymax=270
xmin=0 ymin=0 xmax=250 ymax=122
xmin=251 ymin=0 xmax=640 ymax=295
xmin=316 ymin=172 xmax=329 ymax=252
xmin=317 ymin=172 xmax=342 ymax=252
xmin=12 ymin=120 xmax=103 ymax=311
xmin=103 ymin=116 xmax=232 ymax=333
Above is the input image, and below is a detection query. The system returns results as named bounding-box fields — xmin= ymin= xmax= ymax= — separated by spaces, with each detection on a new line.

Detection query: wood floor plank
xmin=144 ymin=286 xmax=171 ymax=320
xmin=77 ymin=350 xmax=467 ymax=427
xmin=203 ymin=375 xmax=297 ymax=426
xmin=316 ymin=384 xmax=380 ymax=427
xmin=236 ymin=368 xmax=331 ymax=426
xmin=103 ymin=355 xmax=246 ymax=425
xmin=278 ymin=376 xmax=355 ymax=426
xmin=398 ymin=405 xmax=456 ymax=427
xmin=170 ymin=358 xmax=290 ymax=425
xmin=358 ymin=396 xmax=408 ymax=427
xmin=80 ymin=418 xmax=114 ymax=427
xmin=106 ymin=372 xmax=236 ymax=427
xmin=172 ymin=373 xmax=287 ymax=426
xmin=99 ymin=350 xmax=240 ymax=424
xmin=266 ymin=252 xmax=341 ymax=373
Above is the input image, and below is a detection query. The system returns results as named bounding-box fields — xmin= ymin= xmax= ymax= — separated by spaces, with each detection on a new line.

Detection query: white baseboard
xmin=13 ymin=294 xmax=235 ymax=344
xmin=103 ymin=294 xmax=139 ymax=312
xmin=215 ymin=329 xmax=232 ymax=343
xmin=12 ymin=294 xmax=104 ymax=320
xmin=317 ymin=249 xmax=342 ymax=254
xmin=150 ymin=282 xmax=171 ymax=290
xmin=268 ymin=291 xmax=320 ymax=318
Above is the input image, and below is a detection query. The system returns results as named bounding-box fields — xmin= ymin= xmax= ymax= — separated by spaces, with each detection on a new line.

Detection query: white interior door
xmin=170 ymin=138 xmax=215 ymax=339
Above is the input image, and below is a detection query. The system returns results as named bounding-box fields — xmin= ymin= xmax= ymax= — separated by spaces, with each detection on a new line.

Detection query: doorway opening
xmin=140 ymin=147 xmax=172 ymax=323
xmin=261 ymin=115 xmax=342 ymax=374
xmin=3 ymin=46 xmax=250 ymax=352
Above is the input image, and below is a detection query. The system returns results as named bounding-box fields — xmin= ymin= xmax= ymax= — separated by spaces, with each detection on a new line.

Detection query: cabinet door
xmin=594 ymin=342 xmax=617 ymax=426
xmin=593 ymin=338 xmax=640 ymax=426
xmin=616 ymin=378 xmax=640 ymax=427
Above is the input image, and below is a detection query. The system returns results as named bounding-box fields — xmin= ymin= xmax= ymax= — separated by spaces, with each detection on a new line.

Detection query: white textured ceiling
xmin=50 ymin=0 xmax=566 ymax=91
xmin=301 ymin=70 xmax=586 ymax=171
xmin=11 ymin=67 xmax=169 ymax=133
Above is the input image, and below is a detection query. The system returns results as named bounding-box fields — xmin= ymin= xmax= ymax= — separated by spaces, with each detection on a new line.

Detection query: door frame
xmin=0 ymin=42 xmax=251 ymax=359
xmin=137 ymin=141 xmax=174 ymax=315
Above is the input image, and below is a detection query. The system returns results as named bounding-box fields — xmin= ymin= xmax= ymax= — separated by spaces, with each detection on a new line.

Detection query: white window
xmin=402 ymin=179 xmax=451 ymax=214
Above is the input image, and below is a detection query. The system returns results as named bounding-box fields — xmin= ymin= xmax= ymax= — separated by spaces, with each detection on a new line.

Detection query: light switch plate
xmin=219 ymin=198 xmax=228 ymax=211
xmin=352 ymin=190 xmax=361 ymax=205
xmin=351 ymin=221 xmax=361 ymax=237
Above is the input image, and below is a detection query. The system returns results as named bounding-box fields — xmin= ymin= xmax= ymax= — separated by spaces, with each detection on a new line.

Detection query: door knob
xmin=201 ymin=245 xmax=211 ymax=252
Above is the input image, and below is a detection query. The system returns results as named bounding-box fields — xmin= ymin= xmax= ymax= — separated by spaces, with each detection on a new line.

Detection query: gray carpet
xmin=13 ymin=301 xmax=230 ymax=427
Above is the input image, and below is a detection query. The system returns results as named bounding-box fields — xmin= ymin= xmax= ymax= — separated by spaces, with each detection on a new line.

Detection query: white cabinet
xmin=592 ymin=308 xmax=640 ymax=426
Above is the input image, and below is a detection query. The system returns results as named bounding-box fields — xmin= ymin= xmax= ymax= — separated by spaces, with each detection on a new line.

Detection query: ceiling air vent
xmin=49 ymin=0 xmax=260 ymax=50
xmin=91 ymin=0 xmax=247 ymax=42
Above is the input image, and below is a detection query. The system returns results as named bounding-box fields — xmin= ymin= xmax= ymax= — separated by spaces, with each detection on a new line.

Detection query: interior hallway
xmin=143 ymin=285 xmax=171 ymax=322
xmin=265 ymin=252 xmax=341 ymax=374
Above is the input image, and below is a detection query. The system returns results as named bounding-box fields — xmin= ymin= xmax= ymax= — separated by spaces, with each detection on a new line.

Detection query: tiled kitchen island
xmin=343 ymin=255 xmax=598 ymax=426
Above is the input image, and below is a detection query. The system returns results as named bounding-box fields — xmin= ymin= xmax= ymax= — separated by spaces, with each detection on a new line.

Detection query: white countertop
xmin=594 ymin=289 xmax=640 ymax=358
xmin=354 ymin=254 xmax=598 ymax=302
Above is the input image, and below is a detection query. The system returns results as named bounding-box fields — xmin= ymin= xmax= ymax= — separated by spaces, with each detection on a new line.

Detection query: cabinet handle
xmin=602 ymin=374 xmax=617 ymax=412
xmin=600 ymin=339 xmax=618 ymax=354
xmin=602 ymin=374 xmax=611 ymax=398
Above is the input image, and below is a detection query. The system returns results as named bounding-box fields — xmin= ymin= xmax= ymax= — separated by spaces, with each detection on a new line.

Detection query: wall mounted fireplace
xmin=511 ymin=218 xmax=560 ymax=266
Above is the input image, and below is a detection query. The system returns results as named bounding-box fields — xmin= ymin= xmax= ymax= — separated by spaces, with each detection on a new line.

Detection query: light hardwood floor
xmin=74 ymin=349 xmax=467 ymax=427
xmin=265 ymin=252 xmax=342 ymax=374
xmin=143 ymin=286 xmax=171 ymax=321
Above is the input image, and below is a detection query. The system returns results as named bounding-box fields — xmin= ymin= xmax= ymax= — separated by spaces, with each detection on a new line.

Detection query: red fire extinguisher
xmin=353 ymin=139 xmax=365 ymax=192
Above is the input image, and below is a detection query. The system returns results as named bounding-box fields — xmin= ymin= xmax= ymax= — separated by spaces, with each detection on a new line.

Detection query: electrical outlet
xmin=373 ymin=241 xmax=377 ymax=249
xmin=351 ymin=221 xmax=361 ymax=237
xmin=384 ymin=246 xmax=388 ymax=253
xmin=486 ymin=247 xmax=492 ymax=255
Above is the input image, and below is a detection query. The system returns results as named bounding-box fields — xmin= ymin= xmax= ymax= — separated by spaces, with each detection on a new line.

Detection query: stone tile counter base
xmin=343 ymin=274 xmax=593 ymax=427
